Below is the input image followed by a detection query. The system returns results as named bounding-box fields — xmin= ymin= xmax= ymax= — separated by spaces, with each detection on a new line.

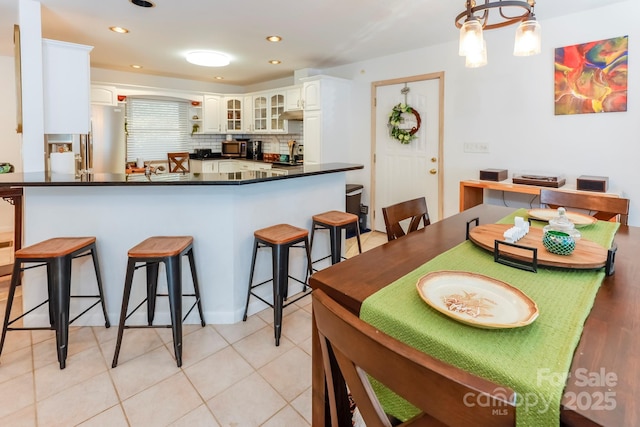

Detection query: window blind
xmin=126 ymin=98 xmax=189 ymax=161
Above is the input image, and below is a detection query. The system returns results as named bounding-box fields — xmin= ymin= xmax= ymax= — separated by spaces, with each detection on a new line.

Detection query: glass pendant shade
xmin=513 ymin=18 xmax=541 ymax=56
xmin=465 ymin=40 xmax=488 ymax=68
xmin=459 ymin=18 xmax=484 ymax=56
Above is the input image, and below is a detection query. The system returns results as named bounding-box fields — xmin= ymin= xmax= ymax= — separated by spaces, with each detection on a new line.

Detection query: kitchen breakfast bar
xmin=0 ymin=162 xmax=363 ymax=327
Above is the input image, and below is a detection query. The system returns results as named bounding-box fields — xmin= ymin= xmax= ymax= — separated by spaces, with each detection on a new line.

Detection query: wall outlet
xmin=463 ymin=142 xmax=490 ymax=153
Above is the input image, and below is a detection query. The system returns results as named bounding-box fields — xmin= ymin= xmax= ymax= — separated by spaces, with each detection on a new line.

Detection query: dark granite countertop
xmin=0 ymin=163 xmax=363 ymax=187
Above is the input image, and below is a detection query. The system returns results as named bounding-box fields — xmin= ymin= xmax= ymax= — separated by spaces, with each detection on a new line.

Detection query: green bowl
xmin=543 ymin=230 xmax=575 ymax=255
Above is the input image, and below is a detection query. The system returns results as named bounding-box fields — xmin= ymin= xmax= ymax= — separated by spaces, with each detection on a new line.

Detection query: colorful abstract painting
xmin=554 ymin=36 xmax=628 ymax=115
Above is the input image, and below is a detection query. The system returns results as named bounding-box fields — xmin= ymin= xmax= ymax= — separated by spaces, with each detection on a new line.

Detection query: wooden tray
xmin=468 ymin=224 xmax=608 ymax=269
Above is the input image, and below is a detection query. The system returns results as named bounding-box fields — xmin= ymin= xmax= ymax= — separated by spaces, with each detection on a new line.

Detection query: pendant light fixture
xmin=455 ymin=0 xmax=541 ymax=68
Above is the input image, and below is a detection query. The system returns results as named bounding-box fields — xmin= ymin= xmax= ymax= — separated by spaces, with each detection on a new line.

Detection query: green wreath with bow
xmin=388 ymin=103 xmax=421 ymax=144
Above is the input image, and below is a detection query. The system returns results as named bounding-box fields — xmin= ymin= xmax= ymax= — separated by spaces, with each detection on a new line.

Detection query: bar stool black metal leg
xmin=89 ymin=245 xmax=110 ymax=328
xmin=309 ymin=222 xmax=317 ymax=254
xmin=186 ymin=249 xmax=205 ymax=327
xmin=303 ymin=237 xmax=313 ymax=285
xmin=112 ymin=258 xmax=137 ymax=368
xmin=51 ymin=255 xmax=73 ymax=369
xmin=0 ymin=262 xmax=22 ymax=357
xmin=243 ymin=240 xmax=260 ymax=321
xmin=146 ymin=262 xmax=160 ymax=326
xmin=329 ymin=225 xmax=342 ymax=265
xmin=272 ymin=243 xmax=287 ymax=346
xmin=354 ymin=222 xmax=362 ymax=253
xmin=46 ymin=264 xmax=55 ymax=328
xmin=165 ymin=256 xmax=183 ymax=367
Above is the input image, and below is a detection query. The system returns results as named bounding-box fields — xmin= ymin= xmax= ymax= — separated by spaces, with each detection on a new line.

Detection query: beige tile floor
xmin=0 ymin=231 xmax=387 ymax=427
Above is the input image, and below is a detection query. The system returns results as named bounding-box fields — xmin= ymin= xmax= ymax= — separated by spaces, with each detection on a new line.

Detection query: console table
xmin=459 ymin=179 xmax=621 ymax=211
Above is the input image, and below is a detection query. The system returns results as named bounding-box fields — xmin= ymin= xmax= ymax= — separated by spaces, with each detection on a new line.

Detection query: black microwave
xmin=222 ymin=140 xmax=247 ymax=158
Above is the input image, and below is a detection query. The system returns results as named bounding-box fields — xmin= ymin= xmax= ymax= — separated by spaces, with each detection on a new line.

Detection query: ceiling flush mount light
xmin=186 ymin=51 xmax=231 ymax=67
xmin=130 ymin=64 xmax=143 ymax=69
xmin=130 ymin=0 xmax=155 ymax=7
xmin=455 ymin=0 xmax=541 ymax=68
xmin=266 ymin=35 xmax=282 ymax=42
xmin=109 ymin=26 xmax=129 ymax=34
xmin=268 ymin=60 xmax=281 ymax=65
xmin=214 ymin=76 xmax=224 ymax=80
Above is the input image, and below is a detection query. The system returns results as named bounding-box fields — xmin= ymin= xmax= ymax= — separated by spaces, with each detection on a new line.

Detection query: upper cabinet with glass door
xmin=224 ymin=96 xmax=243 ymax=133
xmin=270 ymin=92 xmax=286 ymax=133
xmin=253 ymin=94 xmax=268 ymax=132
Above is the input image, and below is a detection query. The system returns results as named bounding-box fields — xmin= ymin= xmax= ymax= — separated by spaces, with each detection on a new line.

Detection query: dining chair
xmin=381 ymin=197 xmax=431 ymax=241
xmin=167 ymin=152 xmax=190 ymax=173
xmin=312 ymin=290 xmax=516 ymax=427
xmin=540 ymin=189 xmax=630 ymax=225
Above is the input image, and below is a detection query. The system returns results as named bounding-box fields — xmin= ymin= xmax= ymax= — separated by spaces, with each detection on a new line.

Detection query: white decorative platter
xmin=416 ymin=271 xmax=539 ymax=329
xmin=527 ymin=208 xmax=597 ymax=227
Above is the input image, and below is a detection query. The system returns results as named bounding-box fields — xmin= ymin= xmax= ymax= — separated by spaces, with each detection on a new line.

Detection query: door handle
xmin=429 ymin=169 xmax=437 ymax=175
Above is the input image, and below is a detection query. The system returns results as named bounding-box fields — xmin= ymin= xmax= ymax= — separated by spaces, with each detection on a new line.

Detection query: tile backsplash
xmin=187 ymin=132 xmax=303 ymax=155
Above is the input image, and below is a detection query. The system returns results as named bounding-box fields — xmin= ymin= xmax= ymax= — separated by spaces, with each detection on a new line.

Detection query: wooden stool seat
xmin=254 ymin=224 xmax=308 ymax=245
xmin=312 ymin=210 xmax=359 ymax=227
xmin=128 ymin=236 xmax=193 ymax=258
xmin=310 ymin=210 xmax=362 ymax=267
xmin=1 ymin=236 xmax=109 ymax=369
xmin=112 ymin=235 xmax=205 ymax=368
xmin=16 ymin=237 xmax=96 ymax=259
xmin=244 ymin=223 xmax=313 ymax=345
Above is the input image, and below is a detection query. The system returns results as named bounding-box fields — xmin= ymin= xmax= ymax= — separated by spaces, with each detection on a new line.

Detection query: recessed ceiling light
xmin=186 ymin=51 xmax=231 ymax=67
xmin=130 ymin=0 xmax=155 ymax=7
xmin=266 ymin=35 xmax=282 ymax=42
xmin=130 ymin=64 xmax=143 ymax=69
xmin=268 ymin=60 xmax=281 ymax=65
xmin=109 ymin=26 xmax=129 ymax=34
xmin=214 ymin=76 xmax=224 ymax=80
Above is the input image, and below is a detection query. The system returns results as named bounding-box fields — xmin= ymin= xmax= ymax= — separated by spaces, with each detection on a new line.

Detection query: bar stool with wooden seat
xmin=0 ymin=237 xmax=109 ymax=369
xmin=242 ymin=224 xmax=313 ymax=346
xmin=111 ymin=236 xmax=205 ymax=368
xmin=310 ymin=210 xmax=362 ymax=268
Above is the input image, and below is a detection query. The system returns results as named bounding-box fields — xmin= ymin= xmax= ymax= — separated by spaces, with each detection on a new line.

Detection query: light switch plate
xmin=463 ymin=142 xmax=490 ymax=153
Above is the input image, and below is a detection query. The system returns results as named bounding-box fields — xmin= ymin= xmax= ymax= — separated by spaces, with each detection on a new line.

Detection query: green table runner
xmin=360 ymin=209 xmax=619 ymax=427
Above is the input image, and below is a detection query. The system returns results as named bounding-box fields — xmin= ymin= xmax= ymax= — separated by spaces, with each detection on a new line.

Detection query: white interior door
xmin=373 ymin=77 xmax=442 ymax=232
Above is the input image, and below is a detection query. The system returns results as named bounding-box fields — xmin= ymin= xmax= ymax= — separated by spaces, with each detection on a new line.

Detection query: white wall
xmin=0 ymin=56 xmax=22 ymax=232
xmin=327 ymin=1 xmax=640 ymax=226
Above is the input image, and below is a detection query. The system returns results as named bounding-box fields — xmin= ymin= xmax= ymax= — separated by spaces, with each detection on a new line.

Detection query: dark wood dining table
xmin=309 ymin=204 xmax=639 ymax=427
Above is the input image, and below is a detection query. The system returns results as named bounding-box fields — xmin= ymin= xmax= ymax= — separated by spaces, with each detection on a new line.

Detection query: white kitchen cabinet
xmin=190 ymin=159 xmax=218 ymax=173
xmin=301 ymin=75 xmax=351 ymax=164
xmin=237 ymin=160 xmax=272 ymax=171
xmin=91 ymin=85 xmax=118 ymax=106
xmin=190 ymin=159 xmax=203 ymax=173
xmin=243 ymin=95 xmax=253 ymax=132
xmin=218 ymin=160 xmax=239 ymax=173
xmin=285 ymin=86 xmax=303 ymax=111
xmin=302 ymin=80 xmax=321 ymax=111
xmin=252 ymin=94 xmax=268 ymax=133
xmin=203 ymin=95 xmax=222 ymax=133
xmin=269 ymin=92 xmax=286 ymax=133
xmin=247 ymin=91 xmax=286 ymax=134
xmin=303 ymin=110 xmax=322 ymax=164
xmin=42 ymin=39 xmax=93 ymax=134
xmin=223 ymin=97 xmax=243 ymax=133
